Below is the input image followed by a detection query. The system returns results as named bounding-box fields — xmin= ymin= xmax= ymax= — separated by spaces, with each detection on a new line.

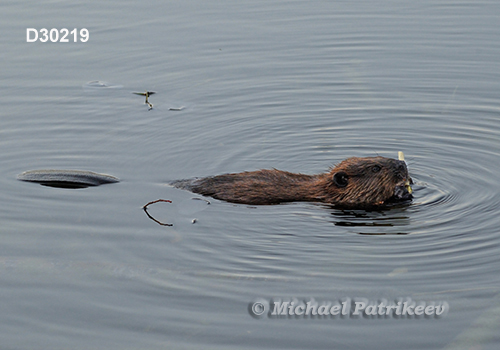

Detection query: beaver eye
xmin=372 ymin=165 xmax=381 ymax=173
xmin=333 ymin=172 xmax=348 ymax=188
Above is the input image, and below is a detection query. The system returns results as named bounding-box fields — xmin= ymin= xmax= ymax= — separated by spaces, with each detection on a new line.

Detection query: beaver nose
xmin=395 ymin=160 xmax=408 ymax=179
xmin=398 ymin=160 xmax=408 ymax=168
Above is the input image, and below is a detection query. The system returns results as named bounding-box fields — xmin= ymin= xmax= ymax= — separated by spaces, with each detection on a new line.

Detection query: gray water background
xmin=1 ymin=0 xmax=500 ymax=349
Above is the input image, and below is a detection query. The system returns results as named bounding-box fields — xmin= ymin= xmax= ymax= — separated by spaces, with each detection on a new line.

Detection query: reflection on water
xmin=332 ymin=207 xmax=412 ymax=233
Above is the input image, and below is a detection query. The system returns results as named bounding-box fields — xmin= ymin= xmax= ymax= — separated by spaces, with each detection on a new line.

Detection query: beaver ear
xmin=333 ymin=172 xmax=348 ymax=188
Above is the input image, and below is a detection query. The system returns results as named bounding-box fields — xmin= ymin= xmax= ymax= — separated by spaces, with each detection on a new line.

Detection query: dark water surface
xmin=2 ymin=0 xmax=500 ymax=349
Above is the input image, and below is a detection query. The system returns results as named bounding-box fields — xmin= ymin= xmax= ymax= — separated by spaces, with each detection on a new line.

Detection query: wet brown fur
xmin=174 ymin=156 xmax=412 ymax=208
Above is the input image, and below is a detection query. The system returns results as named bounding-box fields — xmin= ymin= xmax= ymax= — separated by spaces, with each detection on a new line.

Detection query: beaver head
xmin=316 ymin=156 xmax=413 ymax=208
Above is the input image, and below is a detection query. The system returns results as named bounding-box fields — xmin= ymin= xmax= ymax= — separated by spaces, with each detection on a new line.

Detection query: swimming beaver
xmin=173 ymin=155 xmax=413 ymax=208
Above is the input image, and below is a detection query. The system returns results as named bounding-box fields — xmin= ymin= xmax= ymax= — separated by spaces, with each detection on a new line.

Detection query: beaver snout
xmin=394 ymin=182 xmax=413 ymax=201
xmin=394 ymin=160 xmax=409 ymax=180
xmin=392 ymin=160 xmax=413 ymax=201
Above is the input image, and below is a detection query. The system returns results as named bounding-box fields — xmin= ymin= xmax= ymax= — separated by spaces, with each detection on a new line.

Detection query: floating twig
xmin=142 ymin=199 xmax=173 ymax=226
xmin=133 ymin=91 xmax=156 ymax=110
